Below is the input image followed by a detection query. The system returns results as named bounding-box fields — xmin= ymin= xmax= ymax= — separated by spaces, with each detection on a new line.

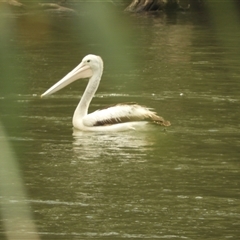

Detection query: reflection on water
xmin=1 ymin=5 xmax=240 ymax=240
xmin=72 ymin=129 xmax=155 ymax=161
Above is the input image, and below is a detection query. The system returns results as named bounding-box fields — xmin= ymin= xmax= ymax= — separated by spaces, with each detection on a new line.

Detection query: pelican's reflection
xmin=72 ymin=127 xmax=156 ymax=162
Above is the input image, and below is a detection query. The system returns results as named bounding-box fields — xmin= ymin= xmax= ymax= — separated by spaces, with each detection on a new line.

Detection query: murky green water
xmin=1 ymin=4 xmax=240 ymax=240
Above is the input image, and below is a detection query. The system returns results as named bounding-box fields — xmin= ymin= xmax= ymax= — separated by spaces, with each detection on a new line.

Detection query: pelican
xmin=41 ymin=54 xmax=170 ymax=131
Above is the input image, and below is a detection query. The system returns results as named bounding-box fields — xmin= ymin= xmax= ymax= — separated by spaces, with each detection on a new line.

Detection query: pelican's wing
xmin=82 ymin=103 xmax=170 ymax=127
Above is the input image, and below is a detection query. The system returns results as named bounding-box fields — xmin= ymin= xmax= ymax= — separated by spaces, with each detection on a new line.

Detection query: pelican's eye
xmin=87 ymin=59 xmax=91 ymax=63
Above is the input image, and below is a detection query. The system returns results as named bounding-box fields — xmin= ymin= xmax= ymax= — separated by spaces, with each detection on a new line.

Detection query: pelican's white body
xmin=73 ymin=104 xmax=150 ymax=131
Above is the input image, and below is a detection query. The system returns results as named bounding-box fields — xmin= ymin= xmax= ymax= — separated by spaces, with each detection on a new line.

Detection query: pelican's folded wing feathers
xmin=82 ymin=103 xmax=170 ymax=127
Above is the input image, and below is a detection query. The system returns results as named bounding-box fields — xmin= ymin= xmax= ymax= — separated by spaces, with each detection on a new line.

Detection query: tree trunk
xmin=125 ymin=0 xmax=188 ymax=12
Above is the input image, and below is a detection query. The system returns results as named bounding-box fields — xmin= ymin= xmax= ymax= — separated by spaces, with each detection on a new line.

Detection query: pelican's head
xmin=81 ymin=54 xmax=103 ymax=72
xmin=41 ymin=54 xmax=103 ymax=98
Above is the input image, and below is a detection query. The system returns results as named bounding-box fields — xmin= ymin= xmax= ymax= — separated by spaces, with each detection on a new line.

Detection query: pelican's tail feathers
xmin=149 ymin=112 xmax=171 ymax=127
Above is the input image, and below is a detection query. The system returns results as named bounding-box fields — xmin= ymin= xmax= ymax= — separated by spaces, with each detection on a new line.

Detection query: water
xmin=1 ymin=4 xmax=240 ymax=240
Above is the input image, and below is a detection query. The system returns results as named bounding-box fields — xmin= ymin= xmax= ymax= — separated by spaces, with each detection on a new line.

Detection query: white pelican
xmin=41 ymin=54 xmax=170 ymax=131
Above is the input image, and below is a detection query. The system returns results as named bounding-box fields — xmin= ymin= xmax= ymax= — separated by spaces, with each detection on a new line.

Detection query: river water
xmin=0 ymin=3 xmax=240 ymax=240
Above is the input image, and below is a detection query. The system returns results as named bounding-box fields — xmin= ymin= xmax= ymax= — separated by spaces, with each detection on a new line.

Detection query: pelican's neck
xmin=73 ymin=67 xmax=103 ymax=122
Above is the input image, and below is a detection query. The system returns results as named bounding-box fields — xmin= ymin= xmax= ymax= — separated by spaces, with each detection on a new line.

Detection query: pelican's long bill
xmin=41 ymin=61 xmax=93 ymax=98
